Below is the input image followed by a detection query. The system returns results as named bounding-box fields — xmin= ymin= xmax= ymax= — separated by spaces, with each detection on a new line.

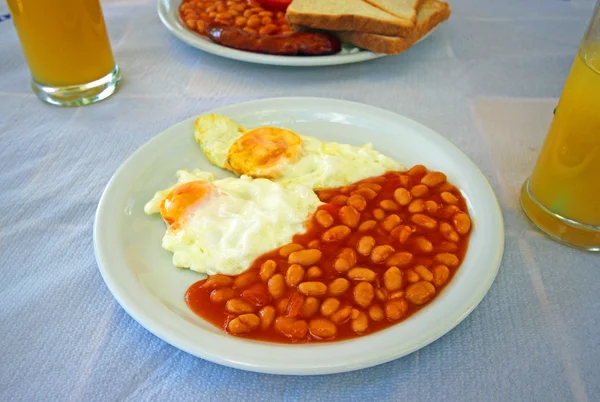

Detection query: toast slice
xmin=286 ymin=0 xmax=415 ymax=37
xmin=335 ymin=0 xmax=451 ymax=54
xmin=363 ymin=0 xmax=421 ymax=22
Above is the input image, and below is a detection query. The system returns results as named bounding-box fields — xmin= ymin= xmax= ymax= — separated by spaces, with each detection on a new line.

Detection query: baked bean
xmin=382 ymin=214 xmax=401 ymax=232
xmin=435 ymin=253 xmax=459 ymax=267
xmin=351 ymin=188 xmax=377 ymax=200
xmin=330 ymin=306 xmax=352 ymax=325
xmin=320 ymin=297 xmax=340 ymax=316
xmin=413 ymin=236 xmax=433 ymax=253
xmin=286 ymin=264 xmax=305 ymax=287
xmin=347 ymin=194 xmax=367 ymax=211
xmin=234 ymin=271 xmax=259 ymax=290
xmin=317 ymin=189 xmax=336 ymax=202
xmin=203 ymin=274 xmax=233 ymax=289
xmin=228 ymin=313 xmax=260 ymax=334
xmin=260 ymin=259 xmax=277 ymax=282
xmin=288 ymin=249 xmax=322 ymax=266
xmin=247 ymin=15 xmax=260 ymax=28
xmin=339 ymin=205 xmax=360 ymax=228
xmin=225 ymin=298 xmax=254 ymax=314
xmin=300 ymin=297 xmax=320 ymax=318
xmin=298 ymin=281 xmax=327 ymax=296
xmin=383 ymin=267 xmax=403 ymax=291
xmin=386 ymin=251 xmax=413 ymax=267
xmin=351 ymin=311 xmax=369 ymax=334
xmin=315 ymin=210 xmax=334 ymax=228
xmin=407 ymin=164 xmax=427 ymax=176
xmin=357 ymin=236 xmax=376 ymax=256
xmin=385 ymin=299 xmax=408 ymax=321
xmin=258 ymin=10 xmax=273 ymax=16
xmin=333 ymin=248 xmax=357 ymax=272
xmin=309 ymin=318 xmax=337 ymax=339
xmin=389 ymin=290 xmax=404 ymax=299
xmin=307 ymin=239 xmax=320 ymax=249
xmin=408 ymin=199 xmax=425 ymax=213
xmin=276 ymin=298 xmax=289 ymax=314
xmin=241 ymin=283 xmax=270 ymax=307
xmin=380 ymin=199 xmax=399 ymax=211
xmin=406 ymin=281 xmax=436 ymax=305
xmin=358 ymin=220 xmax=377 ymax=232
xmin=440 ymin=191 xmax=459 ymax=205
xmin=440 ymin=205 xmax=461 ymax=220
xmin=411 ymin=184 xmax=429 ymax=198
xmin=210 ymin=288 xmax=236 ymax=304
xmin=329 ymin=278 xmax=350 ymax=296
xmin=347 ymin=267 xmax=377 ymax=282
xmin=373 ymin=208 xmax=385 ymax=221
xmin=285 ymin=290 xmax=305 ymax=317
xmin=406 ymin=269 xmax=420 ymax=283
xmin=414 ymin=265 xmax=434 ymax=282
xmin=339 ymin=186 xmax=354 ymax=194
xmin=216 ymin=11 xmax=232 ymax=19
xmin=425 ymin=200 xmax=439 ymax=214
xmin=421 ymin=171 xmax=447 ymax=187
xmin=229 ymin=9 xmax=240 ymax=16
xmin=436 ymin=241 xmax=458 ymax=252
xmin=243 ymin=9 xmax=253 ymax=17
xmin=397 ymin=174 xmax=411 ymax=187
xmin=433 ymin=265 xmax=450 ymax=287
xmin=360 ymin=183 xmax=382 ymax=192
xmin=371 ymin=245 xmax=395 ymax=264
xmin=216 ymin=3 xmax=226 ymax=12
xmin=275 ymin=317 xmax=308 ymax=340
xmin=322 ymin=225 xmax=351 ymax=242
xmin=353 ymin=282 xmax=375 ymax=307
xmin=369 ymin=305 xmax=385 ymax=321
xmin=440 ymin=222 xmax=460 ymax=242
xmin=243 ymin=27 xmax=257 ymax=33
xmin=375 ymin=288 xmax=388 ymax=301
xmin=268 ymin=274 xmax=286 ymax=299
xmin=453 ymin=212 xmax=471 ymax=235
xmin=331 ymin=195 xmax=349 ymax=205
xmin=411 ymin=213 xmax=438 ymax=229
xmin=259 ymin=305 xmax=276 ymax=330
xmin=306 ymin=266 xmax=322 ymax=280
xmin=394 ymin=187 xmax=412 ymax=206
xmin=196 ymin=20 xmax=206 ymax=32
xmin=396 ymin=225 xmax=413 ymax=244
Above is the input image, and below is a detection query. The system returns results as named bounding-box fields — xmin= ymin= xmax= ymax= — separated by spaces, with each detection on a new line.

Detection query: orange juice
xmin=7 ymin=0 xmax=116 ymax=87
xmin=528 ymin=45 xmax=600 ymax=227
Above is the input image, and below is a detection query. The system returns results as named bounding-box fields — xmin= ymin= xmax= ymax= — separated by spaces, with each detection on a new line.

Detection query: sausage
xmin=206 ymin=25 xmax=341 ymax=56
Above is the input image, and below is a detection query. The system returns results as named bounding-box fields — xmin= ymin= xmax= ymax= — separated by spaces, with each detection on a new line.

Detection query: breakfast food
xmin=185 ymin=166 xmax=472 ymax=342
xmin=178 ymin=0 xmax=450 ymax=56
xmin=194 ymin=114 xmax=401 ymax=189
xmin=207 ymin=25 xmax=341 ymax=55
xmin=335 ymin=0 xmax=451 ymax=54
xmin=144 ymin=169 xmax=321 ymax=275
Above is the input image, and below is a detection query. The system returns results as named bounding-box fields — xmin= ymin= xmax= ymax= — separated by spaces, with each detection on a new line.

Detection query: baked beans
xmin=179 ymin=0 xmax=291 ymax=37
xmin=185 ymin=166 xmax=471 ymax=343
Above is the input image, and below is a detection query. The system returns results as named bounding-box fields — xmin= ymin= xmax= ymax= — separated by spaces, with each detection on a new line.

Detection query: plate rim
xmin=156 ymin=0 xmax=385 ymax=66
xmin=94 ymin=96 xmax=505 ymax=375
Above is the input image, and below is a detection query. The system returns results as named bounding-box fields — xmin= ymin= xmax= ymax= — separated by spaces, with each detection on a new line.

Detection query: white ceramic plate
xmin=94 ymin=97 xmax=504 ymax=375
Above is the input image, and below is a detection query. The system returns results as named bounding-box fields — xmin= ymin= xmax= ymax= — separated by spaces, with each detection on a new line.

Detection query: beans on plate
xmin=185 ymin=167 xmax=472 ymax=343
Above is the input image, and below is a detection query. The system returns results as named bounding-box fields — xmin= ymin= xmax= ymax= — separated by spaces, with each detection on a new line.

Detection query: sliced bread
xmin=286 ymin=0 xmax=415 ymax=37
xmin=335 ymin=0 xmax=451 ymax=54
xmin=363 ymin=0 xmax=421 ymax=22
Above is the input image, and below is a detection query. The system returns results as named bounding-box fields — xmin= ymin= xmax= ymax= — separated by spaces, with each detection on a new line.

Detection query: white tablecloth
xmin=1 ymin=0 xmax=599 ymax=400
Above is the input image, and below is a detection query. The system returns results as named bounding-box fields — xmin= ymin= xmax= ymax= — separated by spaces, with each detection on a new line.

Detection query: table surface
xmin=1 ymin=0 xmax=599 ymax=400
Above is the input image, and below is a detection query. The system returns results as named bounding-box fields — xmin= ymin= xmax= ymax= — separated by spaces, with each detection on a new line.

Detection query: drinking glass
xmin=520 ymin=1 xmax=600 ymax=251
xmin=7 ymin=0 xmax=121 ymax=106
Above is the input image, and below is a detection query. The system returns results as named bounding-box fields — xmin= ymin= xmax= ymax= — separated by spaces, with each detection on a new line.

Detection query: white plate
xmin=157 ymin=0 xmax=382 ymax=66
xmin=94 ymin=97 xmax=504 ymax=375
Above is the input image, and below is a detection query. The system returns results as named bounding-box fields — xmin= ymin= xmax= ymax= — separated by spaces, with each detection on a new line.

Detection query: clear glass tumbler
xmin=7 ymin=0 xmax=121 ymax=106
xmin=521 ymin=1 xmax=600 ymax=251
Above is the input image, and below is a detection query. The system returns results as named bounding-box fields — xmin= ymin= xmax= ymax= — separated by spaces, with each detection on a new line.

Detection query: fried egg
xmin=145 ymin=169 xmax=321 ymax=276
xmin=194 ymin=114 xmax=402 ymax=189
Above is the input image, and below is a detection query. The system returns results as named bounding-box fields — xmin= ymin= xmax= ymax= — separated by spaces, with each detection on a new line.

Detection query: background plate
xmin=94 ymin=97 xmax=504 ymax=375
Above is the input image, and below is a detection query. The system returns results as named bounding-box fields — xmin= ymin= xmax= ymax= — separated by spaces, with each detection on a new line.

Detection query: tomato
xmin=255 ymin=0 xmax=292 ymax=11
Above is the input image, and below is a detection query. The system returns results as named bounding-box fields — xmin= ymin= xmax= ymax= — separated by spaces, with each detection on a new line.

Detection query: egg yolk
xmin=160 ymin=180 xmax=215 ymax=225
xmin=226 ymin=127 xmax=302 ymax=178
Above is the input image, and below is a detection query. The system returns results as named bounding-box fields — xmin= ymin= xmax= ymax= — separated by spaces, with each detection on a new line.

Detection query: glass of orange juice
xmin=7 ymin=0 xmax=121 ymax=106
xmin=521 ymin=1 xmax=600 ymax=251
